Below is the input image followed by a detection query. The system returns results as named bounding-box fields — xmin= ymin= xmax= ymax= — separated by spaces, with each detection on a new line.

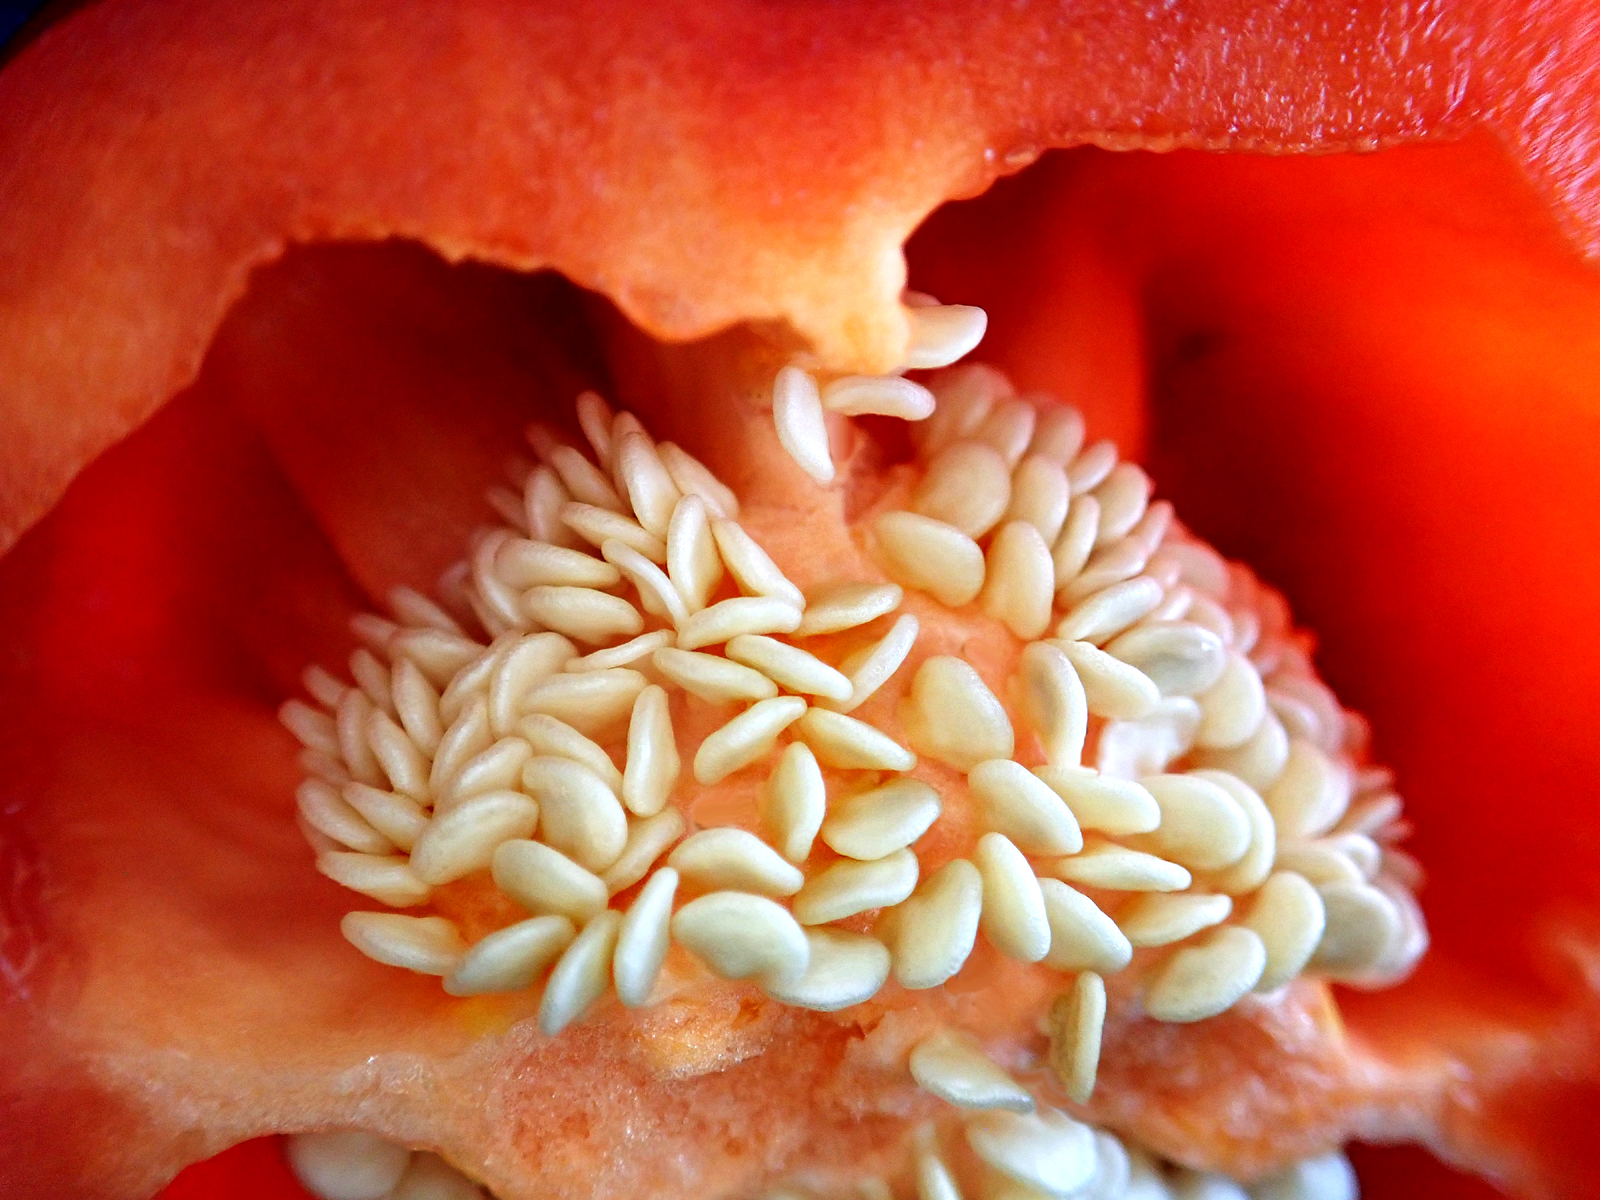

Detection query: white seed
xmin=1195 ymin=651 xmax=1268 ymax=749
xmin=565 ymin=629 xmax=675 ymax=673
xmin=411 ymin=790 xmax=539 ymax=885
xmin=823 ymin=374 xmax=937 ymax=419
xmin=975 ymin=397 xmax=1038 ymax=469
xmin=693 ymin=696 xmax=808 ymax=784
xmin=763 ymin=742 xmax=827 ymax=863
xmin=341 ymin=783 xmax=429 ymax=851
xmin=388 ymin=1153 xmax=483 ymax=1200
xmin=539 ymin=909 xmax=623 ymax=1035
xmin=1251 ymin=1151 xmax=1359 ymax=1200
xmin=669 ymin=828 xmax=805 ymax=896
xmin=666 ymin=494 xmax=724 ymax=612
xmin=614 ymin=868 xmax=679 ymax=1007
xmin=726 ymin=634 xmax=853 ymax=702
xmin=672 ymin=891 xmax=811 ymax=983
xmin=1324 ymin=831 xmax=1383 ymax=879
xmin=1148 ymin=584 xmax=1195 ymax=625
xmin=469 ymin=531 xmax=526 ymax=631
xmin=905 ymin=304 xmax=988 ymax=369
xmin=899 ymin=656 xmax=1014 ymax=770
xmin=622 ymin=684 xmax=680 ymax=816
xmin=1038 ymin=879 xmax=1132 ymax=973
xmin=918 ymin=362 xmax=1007 ymax=454
xmin=496 ymin=538 xmax=621 ymax=590
xmin=1131 ymin=773 xmax=1252 ymax=871
xmin=965 ymin=1107 xmax=1097 ymax=1199
xmin=873 ymin=512 xmax=986 ymax=607
xmin=763 ymin=927 xmax=892 ymax=1012
xmin=336 ymin=690 xmax=385 ymax=786
xmin=1006 ymin=455 xmax=1071 ymax=545
xmin=523 ymin=465 xmax=578 ymax=548
xmin=1278 ymin=840 xmax=1372 ymax=889
xmin=1048 ymin=971 xmax=1106 ymax=1105
xmin=1031 ymin=767 xmax=1159 ymax=836
xmin=1143 ymin=926 xmax=1267 ymax=1022
xmin=317 ymin=853 xmax=431 ymax=908
xmin=975 ymin=833 xmax=1052 ymax=962
xmin=824 ymin=613 xmax=920 ymax=714
xmin=913 ymin=440 xmax=1013 ymax=538
xmin=792 ymin=849 xmax=920 ymax=925
xmin=561 ymin=502 xmax=668 ymax=562
xmin=1195 ymin=769 xmax=1277 ymax=895
xmin=390 ymin=658 xmax=443 ymax=757
xmin=1097 ymin=696 xmax=1202 ymax=779
xmin=297 ymin=780 xmax=394 ymax=856
xmin=658 ymin=442 xmax=740 ymax=518
xmin=516 ymin=713 xmax=622 ymax=792
xmin=285 ymin=1132 xmax=412 ymax=1200
xmin=883 ymin=858 xmax=982 ymax=989
xmin=521 ymin=668 xmax=647 ymax=738
xmin=796 ymin=581 xmax=903 ymax=637
xmin=615 ymin=431 xmax=682 ymax=537
xmin=444 ymin=915 xmax=575 ymax=996
xmin=350 ymin=612 xmax=398 ymax=656
xmin=341 ymin=912 xmax=465 ymax=976
xmin=1193 ymin=710 xmax=1290 ymax=793
xmin=350 ymin=648 xmax=394 ymax=716
xmin=1105 ymin=622 xmax=1227 ymax=697
xmin=492 ymin=838 xmax=610 ymax=922
xmin=429 ymin=699 xmax=493 ymax=793
xmin=438 ymin=642 xmax=501 ymax=725
xmin=1028 ymin=404 xmax=1086 ymax=466
xmin=524 ymin=585 xmax=643 ymax=645
xmin=547 ymin=443 xmax=624 ymax=512
xmin=1186 ymin=594 xmax=1236 ymax=647
xmin=910 ymin=1029 xmax=1033 ymax=1112
xmin=575 ymin=390 xmax=615 ymax=466
xmin=437 ymin=737 xmax=532 ymax=809
xmin=602 ymin=808 xmax=687 ymax=895
xmin=979 ymin=521 xmax=1055 ymax=639
xmin=600 ymin=538 xmax=689 ymax=626
xmin=282 ymin=699 xmax=340 ymax=755
xmin=1118 ymin=892 xmax=1234 ymax=947
xmin=1265 ymin=739 xmax=1351 ymax=841
xmin=1091 ymin=462 xmax=1152 ymax=546
xmin=523 ymin=756 xmax=629 ymax=871
xmin=300 ymin=749 xmax=351 ymax=789
xmin=772 ymin=365 xmax=835 ymax=484
xmin=968 ymin=759 xmax=1082 ymax=856
xmin=1015 ymin=641 xmax=1088 ymax=768
xmin=1053 ymin=639 xmax=1160 ymax=721
xmin=795 ymin=707 xmax=917 ymax=771
xmin=1052 ymin=495 xmax=1101 ymax=588
xmin=677 ymin=595 xmax=804 ymax=650
xmin=302 ymin=664 xmax=347 ymax=708
xmin=488 ymin=632 xmax=577 ymax=736
xmin=1066 ymin=440 xmax=1118 ymax=494
xmin=1312 ymin=881 xmax=1402 ymax=976
xmin=1169 ymin=1171 xmax=1249 ymax=1200
xmin=1061 ymin=534 xmax=1156 ymax=605
xmin=653 ymin=646 xmax=779 ymax=704
xmin=1044 ymin=839 xmax=1192 ymax=893
xmin=821 ymin=779 xmax=942 ymax=860
xmin=1056 ymin=576 xmax=1165 ymax=646
xmin=709 ymin=518 xmax=806 ymax=607
xmin=1243 ymin=871 xmax=1327 ymax=992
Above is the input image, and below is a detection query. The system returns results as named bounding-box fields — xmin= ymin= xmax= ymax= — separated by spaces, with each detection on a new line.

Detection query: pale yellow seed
xmin=795 ymin=581 xmax=903 ymax=637
xmin=428 ymin=700 xmax=494 ymax=793
xmin=1056 ymin=576 xmax=1165 ymax=646
xmin=882 ymin=858 xmax=982 ymax=990
xmin=523 ymin=464 xmax=578 ymax=549
xmin=1014 ymin=641 xmax=1088 ymax=768
xmin=677 ymin=595 xmax=804 ymax=651
xmin=524 ymin=585 xmax=643 ymax=646
xmin=1097 ymin=693 xmax=1202 ymax=780
xmin=487 ymin=631 xmax=577 ymax=736
xmin=1143 ymin=925 xmax=1267 ymax=1023
xmin=560 ymin=501 xmax=667 ymax=563
xmin=1192 ymin=709 xmax=1290 ymax=793
xmin=822 ymin=374 xmax=936 ymax=419
xmin=762 ymin=741 xmax=827 ymax=863
xmin=917 ymin=362 xmax=1007 ymax=455
xmin=1195 ymin=651 xmax=1269 ymax=749
xmin=444 ymin=915 xmax=575 ymax=997
xmin=823 ymin=613 xmax=920 ymax=714
xmin=521 ymin=668 xmax=647 ymax=739
xmin=522 ymin=756 xmax=628 ymax=872
xmin=1091 ymin=461 xmax=1152 ymax=547
xmin=389 ymin=657 xmax=443 ymax=758
xmin=1130 ymin=773 xmax=1252 ymax=872
xmin=974 ymin=396 xmax=1037 ymax=469
xmin=574 ymin=389 xmax=615 ymax=466
xmin=317 ymin=852 xmax=431 ymax=908
xmin=1038 ymin=879 xmax=1132 ymax=973
xmin=1105 ymin=621 xmax=1228 ymax=697
xmin=821 ymin=778 xmax=941 ymax=860
xmin=693 ymin=696 xmax=808 ymax=785
xmin=516 ymin=712 xmax=622 ymax=792
xmin=658 ymin=442 xmax=740 ymax=519
xmin=1065 ymin=439 xmax=1117 ymax=494
xmin=1030 ymin=767 xmax=1159 ymax=836
xmin=772 ymin=365 xmax=835 ymax=485
xmin=621 ymin=683 xmax=679 ymax=817
xmin=1048 ymin=972 xmax=1106 ymax=1105
xmin=979 ymin=520 xmax=1055 ymax=639
xmin=653 ymin=646 xmax=779 ymax=704
xmin=410 ymin=790 xmax=540 ymax=885
xmin=909 ymin=1028 xmax=1034 ymax=1112
xmin=341 ymin=782 xmax=428 ymax=851
xmin=285 ymin=1133 xmax=412 ymax=1200
xmin=341 ymin=912 xmax=465 ymax=976
xmin=672 ymin=891 xmax=811 ymax=983
xmin=602 ymin=808 xmax=687 ymax=895
xmin=912 ymin=440 xmax=1012 ymax=538
xmin=668 ymin=828 xmax=805 ymax=896
xmin=1028 ymin=404 xmax=1087 ymax=467
xmin=964 ymin=1107 xmax=1097 ymax=1199
xmin=350 ymin=648 xmax=394 ymax=715
xmin=899 ymin=656 xmax=1014 ymax=770
xmin=1118 ymin=892 xmax=1234 ymax=948
xmin=496 ymin=538 xmax=621 ymax=590
xmin=615 ymin=431 xmax=682 ymax=537
xmin=1052 ymin=638 xmax=1160 ymax=721
xmin=1051 ymin=495 xmax=1100 ymax=589
xmin=548 ymin=443 xmax=625 ymax=512
xmin=873 ymin=512 xmax=986 ymax=607
xmin=492 ymin=838 xmax=610 ymax=922
xmin=1243 ymin=871 xmax=1327 ymax=992
xmin=389 ymin=1153 xmax=484 ymax=1200
xmin=711 ymin=518 xmax=806 ymax=607
xmin=566 ymin=629 xmax=675 ymax=673
xmin=1006 ymin=455 xmax=1071 ymax=545
xmin=726 ymin=634 xmax=853 ymax=702
xmin=763 ymin=927 xmax=892 ymax=1012
xmin=968 ymin=759 xmax=1083 ymax=856
xmin=539 ymin=910 xmax=623 ymax=1035
xmin=336 ymin=689 xmax=384 ymax=786
xmin=614 ymin=868 xmax=679 ymax=1007
xmin=364 ymin=710 xmax=429 ymax=798
xmin=795 ymin=707 xmax=916 ymax=771
xmin=974 ymin=832 xmax=1052 ymax=963
xmin=1265 ymin=738 xmax=1352 ymax=841
xmin=791 ymin=849 xmax=919 ymax=925
xmin=436 ymin=737 xmax=531 ymax=809
xmin=666 ymin=494 xmax=723 ymax=613
xmin=1197 ymin=768 xmax=1277 ymax=895
xmin=1043 ymin=838 xmax=1191 ymax=893
xmin=904 ymin=303 xmax=988 ymax=370
xmin=1312 ymin=881 xmax=1402 ymax=976
xmin=600 ymin=538 xmax=689 ymax=626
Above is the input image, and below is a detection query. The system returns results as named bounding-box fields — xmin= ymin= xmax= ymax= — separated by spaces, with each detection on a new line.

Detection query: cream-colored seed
xmin=522 ymin=756 xmax=629 ymax=871
xmin=300 ymin=749 xmax=351 ymax=789
xmin=821 ymin=779 xmax=942 ymax=860
xmin=317 ymin=853 xmax=431 ymax=908
xmin=905 ymin=303 xmax=988 ymax=370
xmin=622 ymin=684 xmax=679 ymax=816
xmin=913 ymin=440 xmax=1013 ymax=538
xmin=824 ymin=613 xmax=920 ymax=714
xmin=1169 ymin=1171 xmax=1249 ymax=1200
xmin=677 ymin=595 xmax=804 ymax=650
xmin=975 ymin=397 xmax=1038 ymax=469
xmin=575 ymin=390 xmax=615 ymax=466
xmin=1143 ymin=925 xmax=1267 ymax=1023
xmin=965 ymin=1107 xmax=1098 ymax=1199
xmin=488 ymin=632 xmax=578 ymax=736
xmin=565 ymin=629 xmax=675 ymax=673
xmin=666 ymin=494 xmax=724 ymax=613
xmin=1279 ymin=844 xmax=1366 ymax=895
xmin=336 ymin=690 xmax=384 ymax=786
xmin=1186 ymin=594 xmax=1237 ymax=647
xmin=1056 ymin=576 xmax=1165 ymax=646
xmin=693 ymin=696 xmax=808 ymax=785
xmin=1044 ymin=839 xmax=1192 ymax=893
xmin=1031 ymin=767 xmax=1159 ymax=836
xmin=763 ymin=927 xmax=892 ymax=1012
xmin=614 ymin=868 xmax=679 ymax=1007
xmin=672 ymin=891 xmax=811 ymax=983
xmin=822 ymin=374 xmax=937 ymax=419
xmin=438 ymin=647 xmax=501 ymax=728
xmin=968 ymin=759 xmax=1083 ymax=856
xmin=668 ymin=828 xmax=805 ymax=896
xmin=1118 ymin=892 xmax=1234 ymax=948
xmin=561 ymin=502 xmax=668 ymax=563
xmin=899 ymin=656 xmax=1014 ymax=769
xmin=1266 ymin=738 xmax=1352 ymax=841
xmin=1066 ymin=440 xmax=1118 ymax=494
xmin=297 ymin=780 xmax=393 ymax=856
xmin=918 ymin=362 xmax=1007 ymax=454
xmin=909 ymin=1029 xmax=1034 ymax=1112
xmin=600 ymin=538 xmax=689 ymax=626
xmin=517 ymin=713 xmax=622 ymax=792
xmin=1053 ymin=639 xmax=1160 ymax=721
xmin=392 ymin=628 xmax=483 ymax=692
xmin=772 ymin=365 xmax=835 ymax=485
xmin=1251 ymin=1152 xmax=1359 ymax=1200
xmin=615 ymin=431 xmax=682 ymax=537
xmin=792 ymin=848 xmax=920 ymax=925
xmin=1131 ymin=773 xmax=1252 ymax=871
xmin=1015 ymin=641 xmax=1088 ymax=768
xmin=1192 ymin=709 xmax=1291 ymax=793
xmin=710 ymin=518 xmax=806 ymax=607
xmin=539 ymin=910 xmax=623 ymax=1036
xmin=1006 ymin=455 xmax=1071 ymax=545
xmin=492 ymin=838 xmax=610 ymax=922
xmin=658 ymin=442 xmax=740 ymax=519
xmin=521 ymin=668 xmax=648 ymax=739
xmin=469 ymin=531 xmax=525 ymax=631
xmin=1028 ymin=404 xmax=1087 ymax=466
xmin=1051 ymin=495 xmax=1101 ymax=589
xmin=1324 ymin=831 xmax=1383 ymax=878
xmin=341 ymin=783 xmax=428 ymax=851
xmin=1194 ymin=769 xmax=1278 ymax=895
xmin=762 ymin=742 xmax=827 ymax=863
xmin=601 ymin=808 xmax=686 ymax=895
xmin=1096 ymin=695 xmax=1202 ymax=780
xmin=496 ymin=538 xmax=621 ymax=590
xmin=1105 ymin=622 xmax=1228 ymax=697
xmin=284 ymin=1131 xmax=412 ymax=1200
xmin=726 ymin=634 xmax=853 ymax=702
xmin=281 ymin=699 xmax=339 ymax=755
xmin=1038 ymin=879 xmax=1133 ymax=974
xmin=1091 ymin=461 xmax=1152 ymax=546
xmin=980 ymin=520 xmax=1056 ymax=639
xmin=873 ymin=511 xmax=987 ymax=607
xmin=1195 ymin=651 xmax=1269 ymax=749
xmin=443 ymin=915 xmax=575 ymax=997
xmin=350 ymin=648 xmax=393 ymax=716
xmin=1312 ymin=881 xmax=1402 ymax=975
xmin=795 ymin=581 xmax=903 ymax=637
xmin=1048 ymin=972 xmax=1106 ymax=1105
xmin=883 ymin=858 xmax=983 ymax=990
xmin=389 ymin=658 xmax=443 ymax=758
xmin=975 ymin=832 xmax=1052 ymax=963
xmin=411 ymin=790 xmax=540 ymax=885
xmin=796 ymin=707 xmax=917 ymax=771
xmin=523 ymin=465 xmax=577 ymax=549
xmin=524 ymin=585 xmax=643 ymax=645
xmin=1060 ymin=533 xmax=1156 ymax=606
xmin=1244 ymin=871 xmax=1327 ymax=992
xmin=547 ymin=444 xmax=625 ymax=512
xmin=436 ymin=737 xmax=532 ymax=809
xmin=341 ymin=913 xmax=466 ymax=976
xmin=652 ymin=647 xmax=779 ymax=704
xmin=302 ymin=663 xmax=347 ymax=708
